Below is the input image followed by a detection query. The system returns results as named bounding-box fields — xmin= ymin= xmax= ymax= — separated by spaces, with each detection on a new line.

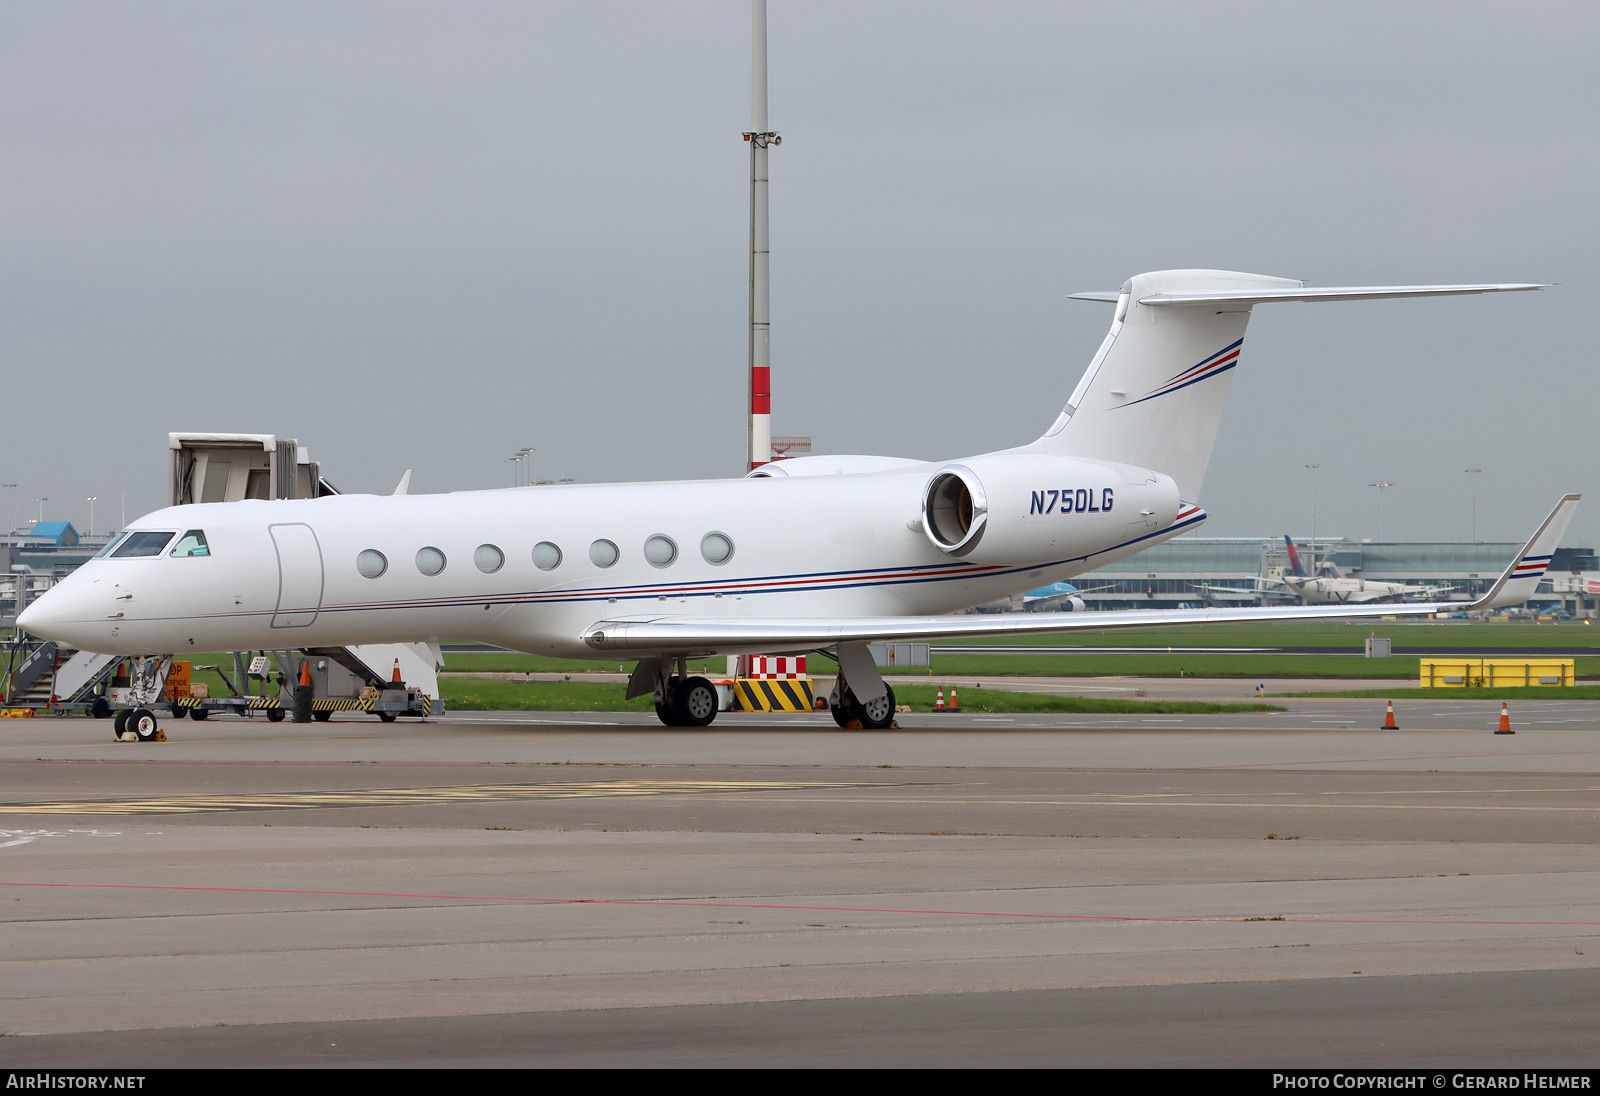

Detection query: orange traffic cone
xmin=948 ymin=687 xmax=960 ymax=712
xmin=1381 ymin=701 xmax=1398 ymax=730
xmin=934 ymin=686 xmax=945 ymax=712
xmin=391 ymin=658 xmax=402 ymax=683
xmin=299 ymin=660 xmax=312 ymax=687
xmin=1496 ymin=702 xmax=1513 ymax=735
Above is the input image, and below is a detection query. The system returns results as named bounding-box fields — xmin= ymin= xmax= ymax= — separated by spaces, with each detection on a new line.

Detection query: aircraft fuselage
xmin=29 ymin=459 xmax=1188 ymax=658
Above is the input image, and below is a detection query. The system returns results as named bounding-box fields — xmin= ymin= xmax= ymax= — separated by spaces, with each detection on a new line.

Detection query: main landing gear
xmin=633 ymin=642 xmax=899 ymax=730
xmin=655 ymin=673 xmax=720 ymax=727
xmin=631 ymin=656 xmax=721 ymax=727
xmin=829 ymin=681 xmax=897 ymax=730
xmin=826 ymin=641 xmax=897 ymax=730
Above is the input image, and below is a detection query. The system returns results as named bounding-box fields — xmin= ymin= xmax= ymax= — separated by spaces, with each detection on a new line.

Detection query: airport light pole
xmin=1368 ymin=482 xmax=1395 ymax=541
xmin=745 ymin=0 xmax=780 ymax=472
xmin=35 ymin=497 xmax=47 ymax=526
xmin=507 ymin=447 xmax=533 ymax=486
xmin=1305 ymin=463 xmax=1320 ymax=565
xmin=86 ymin=496 xmax=96 ymax=538
xmin=2 ymin=483 xmax=15 ymax=540
xmin=1465 ymin=468 xmax=1482 ymax=542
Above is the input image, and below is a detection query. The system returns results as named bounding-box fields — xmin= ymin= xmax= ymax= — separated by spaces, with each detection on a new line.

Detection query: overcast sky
xmin=3 ymin=1 xmax=1595 ymax=549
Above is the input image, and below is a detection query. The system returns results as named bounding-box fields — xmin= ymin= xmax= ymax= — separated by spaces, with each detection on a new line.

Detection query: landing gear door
xmin=269 ymin=523 xmax=324 ymax=628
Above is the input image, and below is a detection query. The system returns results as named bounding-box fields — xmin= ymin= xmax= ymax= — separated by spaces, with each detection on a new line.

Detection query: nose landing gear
xmin=110 ymin=656 xmax=171 ymax=742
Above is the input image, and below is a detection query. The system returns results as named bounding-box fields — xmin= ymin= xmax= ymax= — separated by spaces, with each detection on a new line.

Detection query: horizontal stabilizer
xmin=1137 ymin=283 xmax=1546 ymax=307
xmin=1069 ymin=284 xmax=1546 ymax=307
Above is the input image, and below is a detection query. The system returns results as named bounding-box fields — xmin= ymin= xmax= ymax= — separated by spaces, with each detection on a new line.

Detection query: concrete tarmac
xmin=1 ymin=698 xmax=1597 ymax=1068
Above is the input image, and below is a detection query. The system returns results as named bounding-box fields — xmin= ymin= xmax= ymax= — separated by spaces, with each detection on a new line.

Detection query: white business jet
xmin=18 ymin=269 xmax=1574 ymax=738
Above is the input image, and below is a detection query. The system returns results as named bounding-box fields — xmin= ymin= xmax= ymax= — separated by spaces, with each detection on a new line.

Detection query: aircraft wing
xmin=1067 ymin=582 xmax=1121 ymax=595
xmin=584 ymin=495 xmax=1579 ymax=657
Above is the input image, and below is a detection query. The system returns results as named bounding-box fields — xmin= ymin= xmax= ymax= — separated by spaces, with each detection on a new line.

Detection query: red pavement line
xmin=1185 ymin=749 xmax=1600 ymax=769
xmin=6 ymin=881 xmax=1597 ymax=926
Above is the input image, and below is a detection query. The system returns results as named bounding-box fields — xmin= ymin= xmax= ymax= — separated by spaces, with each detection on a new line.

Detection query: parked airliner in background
xmin=1274 ymin=535 xmax=1462 ymax=604
xmin=972 ymin=580 xmax=1117 ymax=613
xmin=18 ymin=269 xmax=1573 ymax=737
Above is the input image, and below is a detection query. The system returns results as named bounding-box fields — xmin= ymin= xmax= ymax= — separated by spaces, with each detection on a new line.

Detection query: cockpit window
xmin=111 ymin=531 xmax=177 ymax=558
xmin=94 ymin=532 xmax=130 ymax=559
xmin=169 ymin=530 xmax=210 ymax=558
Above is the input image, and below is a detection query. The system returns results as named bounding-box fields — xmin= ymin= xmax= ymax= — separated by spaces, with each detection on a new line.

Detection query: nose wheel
xmin=113 ymin=707 xmax=164 ymax=742
xmin=109 ymin=655 xmax=173 ymax=741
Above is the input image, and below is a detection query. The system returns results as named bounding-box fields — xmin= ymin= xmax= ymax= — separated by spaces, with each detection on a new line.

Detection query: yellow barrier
xmin=1419 ymin=660 xmax=1481 ymax=687
xmin=734 ymin=678 xmax=815 ymax=712
xmin=1419 ymin=659 xmax=1575 ymax=687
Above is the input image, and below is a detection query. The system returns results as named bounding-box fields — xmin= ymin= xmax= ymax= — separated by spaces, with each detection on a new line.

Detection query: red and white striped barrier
xmin=749 ymin=656 xmax=807 ymax=679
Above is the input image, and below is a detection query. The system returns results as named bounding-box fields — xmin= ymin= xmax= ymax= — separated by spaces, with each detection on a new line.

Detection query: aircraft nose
xmin=16 ymin=583 xmax=91 ymax=644
xmin=16 ymin=592 xmax=56 ymax=636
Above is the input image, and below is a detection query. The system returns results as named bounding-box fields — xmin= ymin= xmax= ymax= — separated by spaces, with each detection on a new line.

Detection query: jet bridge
xmin=169 ymin=432 xmax=339 ymax=505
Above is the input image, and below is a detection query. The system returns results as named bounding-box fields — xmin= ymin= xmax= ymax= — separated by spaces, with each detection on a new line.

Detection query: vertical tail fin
xmin=1029 ymin=270 xmax=1297 ymax=501
xmin=1030 ymin=271 xmax=1545 ymax=502
xmin=1282 ymin=535 xmax=1305 ymax=578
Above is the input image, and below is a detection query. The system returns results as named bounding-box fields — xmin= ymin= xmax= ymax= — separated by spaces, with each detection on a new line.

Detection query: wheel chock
xmin=118 ymin=731 xmax=138 ymax=743
xmin=152 ymin=729 xmax=167 ymax=742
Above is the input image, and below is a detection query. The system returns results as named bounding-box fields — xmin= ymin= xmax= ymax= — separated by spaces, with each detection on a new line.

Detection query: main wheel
xmin=830 ymin=698 xmax=853 ymax=728
xmin=129 ymin=707 xmax=160 ymax=742
xmin=113 ymin=708 xmax=131 ymax=739
xmin=846 ymin=685 xmax=896 ymax=730
xmin=653 ymin=674 xmax=685 ymax=727
xmin=672 ymin=676 xmax=719 ymax=727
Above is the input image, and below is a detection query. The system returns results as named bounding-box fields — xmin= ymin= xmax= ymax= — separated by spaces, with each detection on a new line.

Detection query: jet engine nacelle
xmin=920 ymin=453 xmax=1180 ymax=563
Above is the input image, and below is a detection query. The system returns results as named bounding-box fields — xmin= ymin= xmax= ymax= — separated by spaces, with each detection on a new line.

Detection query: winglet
xmin=393 ymin=470 xmax=412 ymax=496
xmin=1468 ymin=494 xmax=1582 ymax=610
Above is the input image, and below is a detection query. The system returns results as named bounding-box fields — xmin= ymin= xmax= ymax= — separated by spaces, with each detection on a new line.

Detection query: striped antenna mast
xmin=744 ymin=0 xmax=780 ymax=470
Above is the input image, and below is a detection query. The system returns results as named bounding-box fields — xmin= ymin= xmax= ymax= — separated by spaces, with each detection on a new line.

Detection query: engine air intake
xmin=922 ymin=465 xmax=987 ymax=555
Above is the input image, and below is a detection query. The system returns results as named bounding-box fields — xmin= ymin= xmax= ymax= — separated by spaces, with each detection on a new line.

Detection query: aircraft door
xmin=269 ymin=523 xmax=324 ymax=628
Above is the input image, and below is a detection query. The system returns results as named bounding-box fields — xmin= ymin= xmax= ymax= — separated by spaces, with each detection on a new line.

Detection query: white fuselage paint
xmin=32 ymin=461 xmax=1185 ymax=659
